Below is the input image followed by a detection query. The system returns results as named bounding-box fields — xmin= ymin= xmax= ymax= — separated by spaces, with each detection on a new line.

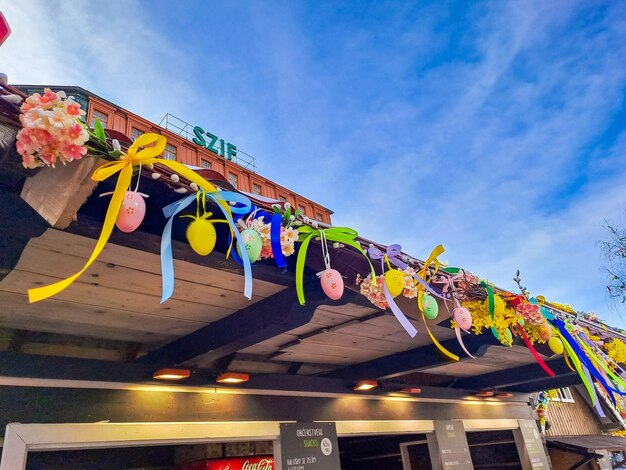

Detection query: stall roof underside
xmin=0 ymin=168 xmax=597 ymax=399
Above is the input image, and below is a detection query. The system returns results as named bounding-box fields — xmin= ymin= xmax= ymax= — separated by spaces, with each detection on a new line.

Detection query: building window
xmin=130 ymin=127 xmax=143 ymax=142
xmin=90 ymin=110 xmax=108 ymax=127
xmin=298 ymin=205 xmax=306 ymax=213
xmin=200 ymin=160 xmax=211 ymax=169
xmin=316 ymin=212 xmax=324 ymax=221
xmin=252 ymin=183 xmax=262 ymax=195
xmin=228 ymin=172 xmax=238 ymax=188
xmin=550 ymin=387 xmax=574 ymax=403
xmin=278 ymin=195 xmax=286 ymax=202
xmin=164 ymin=144 xmax=177 ymax=161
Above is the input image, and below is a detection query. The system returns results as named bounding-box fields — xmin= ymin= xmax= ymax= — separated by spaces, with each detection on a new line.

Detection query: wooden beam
xmin=136 ymin=283 xmax=326 ymax=367
xmin=324 ymin=334 xmax=502 ymax=381
xmin=0 ymin=351 xmax=495 ymax=400
xmin=0 ymin=192 xmax=49 ymax=282
xmin=501 ymin=373 xmax=581 ymax=393
xmin=452 ymin=358 xmax=572 ymax=391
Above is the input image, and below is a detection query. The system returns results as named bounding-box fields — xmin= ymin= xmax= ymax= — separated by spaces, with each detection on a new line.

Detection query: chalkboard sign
xmin=518 ymin=419 xmax=551 ymax=469
xmin=433 ymin=420 xmax=473 ymax=469
xmin=279 ymin=422 xmax=341 ymax=470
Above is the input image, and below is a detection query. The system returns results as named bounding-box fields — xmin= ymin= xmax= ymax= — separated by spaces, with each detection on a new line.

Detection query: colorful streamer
xmin=517 ymin=326 xmax=555 ymax=377
xmin=556 ymin=319 xmax=618 ymax=406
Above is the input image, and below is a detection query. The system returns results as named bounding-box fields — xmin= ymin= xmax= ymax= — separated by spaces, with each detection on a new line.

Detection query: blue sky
xmin=3 ymin=0 xmax=626 ymax=326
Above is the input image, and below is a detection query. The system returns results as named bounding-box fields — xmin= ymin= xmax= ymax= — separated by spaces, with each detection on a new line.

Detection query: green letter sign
xmin=191 ymin=126 xmax=237 ymax=161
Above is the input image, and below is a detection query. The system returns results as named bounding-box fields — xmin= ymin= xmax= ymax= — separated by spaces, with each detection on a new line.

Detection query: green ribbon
xmin=480 ymin=281 xmax=500 ymax=340
xmin=558 ymin=326 xmax=596 ymax=406
xmin=579 ymin=338 xmax=626 ymax=392
xmin=296 ymin=226 xmax=376 ymax=305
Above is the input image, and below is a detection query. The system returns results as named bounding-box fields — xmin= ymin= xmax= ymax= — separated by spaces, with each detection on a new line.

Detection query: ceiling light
xmin=216 ymin=372 xmax=249 ymax=384
xmin=152 ymin=368 xmax=191 ymax=380
xmin=475 ymin=390 xmax=494 ymax=397
xmin=495 ymin=392 xmax=513 ymax=398
xmin=354 ymin=380 xmax=378 ymax=391
xmin=399 ymin=388 xmax=422 ymax=394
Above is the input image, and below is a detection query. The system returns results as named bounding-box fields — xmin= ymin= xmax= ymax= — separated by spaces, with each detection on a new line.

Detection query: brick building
xmin=16 ymin=85 xmax=333 ymax=225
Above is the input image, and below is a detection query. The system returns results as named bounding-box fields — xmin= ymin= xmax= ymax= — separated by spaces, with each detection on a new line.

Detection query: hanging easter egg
xmin=116 ymin=191 xmax=146 ymax=232
xmin=549 ymin=337 xmax=564 ymax=355
xmin=538 ymin=323 xmax=553 ymax=341
xmin=422 ymin=294 xmax=439 ymax=320
xmin=320 ymin=268 xmax=344 ymax=300
xmin=186 ymin=219 xmax=217 ymax=256
xmin=237 ymin=229 xmax=263 ymax=263
xmin=493 ymin=294 xmax=506 ymax=315
xmin=482 ymin=293 xmax=506 ymax=316
xmin=384 ymin=269 xmax=404 ymax=297
xmin=518 ymin=318 xmax=525 ymax=327
xmin=453 ymin=307 xmax=472 ymax=330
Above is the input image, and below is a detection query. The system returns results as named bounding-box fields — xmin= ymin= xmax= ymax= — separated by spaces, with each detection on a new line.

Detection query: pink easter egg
xmin=115 ymin=191 xmax=146 ymax=233
xmin=320 ymin=268 xmax=344 ymax=301
xmin=453 ymin=307 xmax=472 ymax=331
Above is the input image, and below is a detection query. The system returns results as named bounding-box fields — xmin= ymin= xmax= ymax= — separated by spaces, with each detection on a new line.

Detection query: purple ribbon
xmin=367 ymin=245 xmax=417 ymax=337
xmin=369 ymin=245 xmax=448 ymax=301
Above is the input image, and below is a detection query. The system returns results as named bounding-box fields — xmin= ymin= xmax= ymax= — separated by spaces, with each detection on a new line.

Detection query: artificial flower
xmin=16 ymin=88 xmax=89 ymax=168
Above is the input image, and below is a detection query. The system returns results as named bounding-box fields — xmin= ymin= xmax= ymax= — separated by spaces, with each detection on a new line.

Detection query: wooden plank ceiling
xmin=0 ymin=228 xmax=539 ymax=384
xmin=0 ymin=229 xmax=284 ymax=352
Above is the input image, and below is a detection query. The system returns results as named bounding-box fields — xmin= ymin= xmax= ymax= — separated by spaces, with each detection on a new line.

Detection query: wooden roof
xmin=0 ymin=157 xmax=581 ymax=399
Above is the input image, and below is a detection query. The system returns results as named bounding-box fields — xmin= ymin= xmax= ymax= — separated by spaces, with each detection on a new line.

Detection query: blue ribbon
xmin=160 ymin=190 xmax=253 ymax=303
xmin=231 ymin=207 xmax=286 ymax=269
xmin=556 ymin=319 xmax=621 ymax=405
xmin=254 ymin=210 xmax=287 ymax=268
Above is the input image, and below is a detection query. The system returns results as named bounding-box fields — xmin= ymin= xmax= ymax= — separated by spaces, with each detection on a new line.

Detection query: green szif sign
xmin=192 ymin=126 xmax=237 ymax=161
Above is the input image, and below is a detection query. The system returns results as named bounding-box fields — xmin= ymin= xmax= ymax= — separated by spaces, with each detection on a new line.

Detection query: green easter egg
xmin=237 ymin=229 xmax=263 ymax=263
xmin=422 ymin=294 xmax=439 ymax=320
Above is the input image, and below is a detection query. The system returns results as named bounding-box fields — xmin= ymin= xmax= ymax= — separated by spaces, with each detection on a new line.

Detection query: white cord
xmin=319 ymin=229 xmax=331 ymax=271
xmin=133 ymin=160 xmax=142 ymax=193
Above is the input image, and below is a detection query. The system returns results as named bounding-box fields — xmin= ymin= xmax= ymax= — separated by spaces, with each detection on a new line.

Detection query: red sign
xmin=0 ymin=13 xmax=10 ymax=46
xmin=175 ymin=456 xmax=274 ymax=470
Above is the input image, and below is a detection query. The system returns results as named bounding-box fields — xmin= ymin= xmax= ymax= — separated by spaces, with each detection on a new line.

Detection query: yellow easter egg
xmin=186 ymin=219 xmax=217 ymax=256
xmin=493 ymin=294 xmax=506 ymax=315
xmin=384 ymin=269 xmax=404 ymax=297
xmin=549 ymin=337 xmax=564 ymax=355
xmin=483 ymin=293 xmax=506 ymax=316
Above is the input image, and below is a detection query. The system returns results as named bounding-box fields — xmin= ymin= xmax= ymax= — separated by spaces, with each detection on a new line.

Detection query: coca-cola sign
xmin=242 ymin=458 xmax=273 ymax=470
xmin=175 ymin=455 xmax=274 ymax=470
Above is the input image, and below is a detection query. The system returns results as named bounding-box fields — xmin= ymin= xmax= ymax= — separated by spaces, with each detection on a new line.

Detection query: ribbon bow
xmin=367 ymin=244 xmax=417 ymax=337
xmin=296 ymin=226 xmax=375 ymax=305
xmin=28 ymin=133 xmax=231 ymax=303
xmin=160 ymin=189 xmax=253 ymax=303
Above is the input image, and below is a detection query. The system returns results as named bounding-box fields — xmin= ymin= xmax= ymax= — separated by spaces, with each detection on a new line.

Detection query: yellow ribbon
xmin=29 ymin=133 xmax=228 ymax=303
xmin=413 ymin=245 xmax=459 ymax=361
xmin=416 ymin=244 xmax=445 ymax=311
